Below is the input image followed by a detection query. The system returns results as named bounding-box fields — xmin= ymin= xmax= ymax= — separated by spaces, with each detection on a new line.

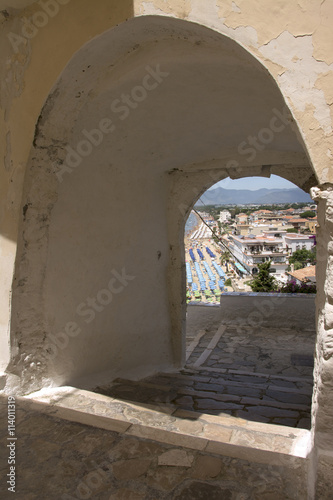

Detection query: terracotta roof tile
xmin=287 ymin=265 xmax=316 ymax=282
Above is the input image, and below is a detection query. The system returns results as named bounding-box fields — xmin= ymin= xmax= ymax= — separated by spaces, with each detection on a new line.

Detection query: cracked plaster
xmin=137 ymin=0 xmax=333 ymax=182
xmin=259 ymin=31 xmax=333 ymax=135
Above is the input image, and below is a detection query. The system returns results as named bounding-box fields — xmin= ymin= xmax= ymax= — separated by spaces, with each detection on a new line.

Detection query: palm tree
xmin=220 ymin=251 xmax=230 ymax=266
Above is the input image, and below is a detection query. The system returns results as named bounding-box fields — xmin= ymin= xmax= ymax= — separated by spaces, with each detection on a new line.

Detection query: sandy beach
xmin=185 ymin=219 xmax=233 ymax=303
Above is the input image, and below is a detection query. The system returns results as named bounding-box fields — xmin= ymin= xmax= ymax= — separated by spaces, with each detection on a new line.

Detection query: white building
xmin=219 ymin=210 xmax=231 ymax=223
xmin=227 ymin=231 xmax=316 ymax=276
xmin=283 ymin=233 xmax=316 ymax=253
xmin=228 ymin=233 xmax=289 ymax=275
xmin=235 ymin=213 xmax=248 ymax=224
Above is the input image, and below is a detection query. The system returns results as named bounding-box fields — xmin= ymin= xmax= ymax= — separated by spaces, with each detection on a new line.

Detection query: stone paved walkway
xmin=96 ymin=322 xmax=315 ymax=429
xmin=0 ymin=395 xmax=307 ymax=500
xmin=0 ymin=311 xmax=316 ymax=498
xmin=186 ymin=324 xmax=314 ymax=378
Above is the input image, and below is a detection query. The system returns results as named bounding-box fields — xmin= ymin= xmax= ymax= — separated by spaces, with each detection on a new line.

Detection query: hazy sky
xmin=209 ymin=175 xmax=298 ymax=191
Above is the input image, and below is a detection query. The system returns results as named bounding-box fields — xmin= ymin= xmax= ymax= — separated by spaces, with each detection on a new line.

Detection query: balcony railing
xmin=245 ymin=250 xmax=286 ymax=256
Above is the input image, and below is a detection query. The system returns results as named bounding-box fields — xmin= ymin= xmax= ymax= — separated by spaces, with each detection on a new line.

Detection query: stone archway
xmin=0 ymin=6 xmax=331 ymax=495
xmin=167 ymin=159 xmax=316 ymax=360
xmin=5 ymin=15 xmax=317 ymax=396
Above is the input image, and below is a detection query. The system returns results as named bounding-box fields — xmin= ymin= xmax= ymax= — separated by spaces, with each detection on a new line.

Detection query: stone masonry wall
xmin=310 ymin=186 xmax=333 ymax=498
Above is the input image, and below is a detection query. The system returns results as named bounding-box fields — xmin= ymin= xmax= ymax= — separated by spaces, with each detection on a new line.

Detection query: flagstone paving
xmin=0 ymin=395 xmax=308 ymax=499
xmin=95 ymin=323 xmax=315 ymax=429
xmin=0 ymin=317 xmax=314 ymax=498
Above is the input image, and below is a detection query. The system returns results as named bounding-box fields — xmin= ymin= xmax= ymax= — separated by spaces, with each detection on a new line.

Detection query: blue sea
xmin=185 ymin=212 xmax=199 ymax=235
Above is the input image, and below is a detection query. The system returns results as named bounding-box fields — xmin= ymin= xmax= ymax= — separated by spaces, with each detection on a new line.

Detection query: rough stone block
xmin=158 ymin=449 xmax=194 ymax=467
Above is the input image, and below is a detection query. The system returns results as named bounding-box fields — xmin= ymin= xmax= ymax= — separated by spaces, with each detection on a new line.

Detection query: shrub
xmin=277 ymin=280 xmax=316 ymax=294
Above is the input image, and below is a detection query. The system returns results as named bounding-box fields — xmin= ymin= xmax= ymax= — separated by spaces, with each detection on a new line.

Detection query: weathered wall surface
xmin=219 ymin=293 xmax=316 ymax=330
xmin=310 ymin=186 xmax=333 ymax=498
xmin=0 ymin=0 xmax=135 ymax=373
xmin=135 ymin=0 xmax=333 ymax=182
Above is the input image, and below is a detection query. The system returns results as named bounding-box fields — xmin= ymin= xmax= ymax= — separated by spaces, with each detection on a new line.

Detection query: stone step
xmin=139 ymin=369 xmax=313 ymax=396
xmin=183 ymin=366 xmax=313 ymax=385
xmin=23 ymin=386 xmax=311 ymax=468
xmin=109 ymin=377 xmax=311 ymax=412
xmin=95 ymin=363 xmax=313 ymax=429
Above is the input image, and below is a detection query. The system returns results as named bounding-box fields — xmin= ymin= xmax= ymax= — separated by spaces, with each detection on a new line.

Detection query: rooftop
xmin=287 ymin=265 xmax=316 ymax=283
xmin=231 ymin=234 xmax=283 ymax=243
xmin=284 ymin=233 xmax=314 ymax=239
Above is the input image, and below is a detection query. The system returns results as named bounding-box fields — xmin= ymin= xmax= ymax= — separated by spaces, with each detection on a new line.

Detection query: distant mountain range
xmin=195 ymin=187 xmax=312 ymax=206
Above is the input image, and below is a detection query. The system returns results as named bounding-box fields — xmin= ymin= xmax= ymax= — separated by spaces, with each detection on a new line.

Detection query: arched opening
xmin=183 ymin=174 xmax=317 ymax=428
xmin=5 ymin=16 xmax=318 ymax=405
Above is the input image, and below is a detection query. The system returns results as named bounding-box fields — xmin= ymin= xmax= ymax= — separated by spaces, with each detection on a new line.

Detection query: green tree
xmin=289 ymin=248 xmax=316 ymax=270
xmin=292 ymin=261 xmax=304 ymax=271
xmin=220 ymin=251 xmax=230 ymax=265
xmin=249 ymin=261 xmax=277 ymax=292
xmin=300 ymin=211 xmax=316 ymax=219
